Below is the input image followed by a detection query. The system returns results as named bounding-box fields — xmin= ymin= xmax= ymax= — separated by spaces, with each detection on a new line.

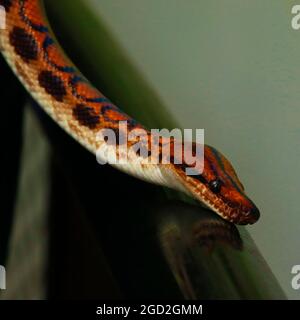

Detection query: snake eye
xmin=209 ymin=179 xmax=222 ymax=193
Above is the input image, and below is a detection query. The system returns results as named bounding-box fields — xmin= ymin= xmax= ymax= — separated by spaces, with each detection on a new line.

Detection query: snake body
xmin=0 ymin=0 xmax=260 ymax=224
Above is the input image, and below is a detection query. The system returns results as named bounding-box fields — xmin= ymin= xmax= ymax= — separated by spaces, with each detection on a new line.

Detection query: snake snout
xmin=240 ymin=206 xmax=260 ymax=225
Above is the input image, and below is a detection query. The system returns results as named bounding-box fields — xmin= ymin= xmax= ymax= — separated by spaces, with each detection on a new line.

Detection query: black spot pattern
xmin=9 ymin=27 xmax=38 ymax=61
xmin=38 ymin=70 xmax=66 ymax=101
xmin=73 ymin=104 xmax=100 ymax=129
xmin=0 ymin=0 xmax=12 ymax=11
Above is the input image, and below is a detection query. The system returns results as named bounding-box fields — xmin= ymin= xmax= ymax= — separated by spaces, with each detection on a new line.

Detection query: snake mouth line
xmin=174 ymin=172 xmax=260 ymax=225
xmin=195 ymin=193 xmax=259 ymax=225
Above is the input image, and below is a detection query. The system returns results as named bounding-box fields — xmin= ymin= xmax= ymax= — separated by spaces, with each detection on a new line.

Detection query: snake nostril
xmin=242 ymin=206 xmax=260 ymax=224
xmin=249 ymin=206 xmax=260 ymax=223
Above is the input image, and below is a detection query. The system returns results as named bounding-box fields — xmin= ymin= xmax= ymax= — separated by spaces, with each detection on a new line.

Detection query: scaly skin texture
xmin=0 ymin=0 xmax=260 ymax=224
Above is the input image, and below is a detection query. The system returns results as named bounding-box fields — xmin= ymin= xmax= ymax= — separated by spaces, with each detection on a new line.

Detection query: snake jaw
xmin=168 ymin=170 xmax=260 ymax=225
xmin=189 ymin=183 xmax=260 ymax=225
xmin=163 ymin=142 xmax=260 ymax=225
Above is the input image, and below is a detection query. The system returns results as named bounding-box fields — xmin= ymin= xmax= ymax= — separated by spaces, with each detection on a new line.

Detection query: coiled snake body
xmin=0 ymin=0 xmax=260 ymax=224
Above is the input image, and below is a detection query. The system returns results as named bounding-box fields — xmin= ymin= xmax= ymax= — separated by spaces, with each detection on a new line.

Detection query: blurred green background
xmin=87 ymin=0 xmax=300 ymax=299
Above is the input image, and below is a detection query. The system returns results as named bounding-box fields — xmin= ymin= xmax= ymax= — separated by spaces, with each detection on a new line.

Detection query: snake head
xmin=169 ymin=144 xmax=260 ymax=225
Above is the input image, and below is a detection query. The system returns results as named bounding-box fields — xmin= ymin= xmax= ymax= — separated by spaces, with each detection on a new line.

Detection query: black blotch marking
xmin=0 ymin=0 xmax=12 ymax=11
xmin=9 ymin=27 xmax=38 ymax=62
xmin=73 ymin=104 xmax=100 ymax=129
xmin=38 ymin=70 xmax=66 ymax=101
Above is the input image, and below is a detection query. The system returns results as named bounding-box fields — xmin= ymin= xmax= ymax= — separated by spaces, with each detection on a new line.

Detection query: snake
xmin=0 ymin=0 xmax=260 ymax=224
